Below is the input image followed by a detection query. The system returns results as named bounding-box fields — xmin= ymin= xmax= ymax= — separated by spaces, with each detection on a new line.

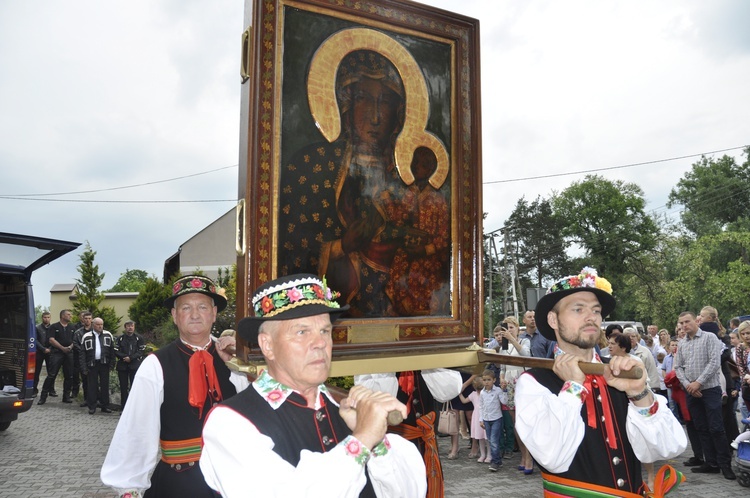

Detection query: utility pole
xmin=503 ymin=230 xmax=520 ymax=320
xmin=485 ymin=234 xmax=493 ymax=331
xmin=485 ymin=228 xmax=503 ymax=331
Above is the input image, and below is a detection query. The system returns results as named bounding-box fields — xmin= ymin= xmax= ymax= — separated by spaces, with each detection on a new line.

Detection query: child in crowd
xmin=498 ymin=378 xmax=515 ymax=459
xmin=731 ymin=425 xmax=750 ymax=450
xmin=459 ymin=376 xmax=488 ymax=462
xmin=655 ymin=351 xmax=668 ymax=397
xmin=479 ymin=369 xmax=508 ymax=472
xmin=661 ymin=339 xmax=680 ymax=418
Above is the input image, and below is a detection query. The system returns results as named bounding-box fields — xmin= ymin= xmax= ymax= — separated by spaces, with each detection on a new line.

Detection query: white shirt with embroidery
xmin=200 ymin=370 xmax=426 ymax=498
xmin=100 ymin=347 xmax=249 ymax=497
xmin=514 ymin=354 xmax=686 ymax=474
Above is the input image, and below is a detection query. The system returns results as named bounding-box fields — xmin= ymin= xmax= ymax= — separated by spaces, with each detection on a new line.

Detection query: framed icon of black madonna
xmin=236 ymin=0 xmax=483 ymax=360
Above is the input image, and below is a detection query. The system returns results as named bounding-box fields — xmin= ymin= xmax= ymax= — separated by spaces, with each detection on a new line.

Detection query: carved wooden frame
xmin=237 ymin=0 xmax=482 ymax=360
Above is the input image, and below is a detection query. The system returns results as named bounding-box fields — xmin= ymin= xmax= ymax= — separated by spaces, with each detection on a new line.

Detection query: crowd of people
xmin=30 ymin=270 xmax=748 ymax=496
xmin=443 ymin=269 xmax=749 ymax=495
xmin=35 ymin=309 xmax=146 ymax=414
xmin=597 ymin=308 xmax=750 ymax=481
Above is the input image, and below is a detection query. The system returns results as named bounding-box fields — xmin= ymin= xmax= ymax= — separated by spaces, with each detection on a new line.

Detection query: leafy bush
xmin=326 ymin=376 xmax=354 ymax=390
xmin=152 ymin=320 xmax=179 ymax=347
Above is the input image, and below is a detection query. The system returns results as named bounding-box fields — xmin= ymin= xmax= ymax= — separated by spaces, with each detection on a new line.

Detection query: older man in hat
xmin=101 ymin=275 xmax=248 ymax=498
xmin=200 ymin=274 xmax=426 ymax=497
xmin=514 ymin=267 xmax=686 ymax=497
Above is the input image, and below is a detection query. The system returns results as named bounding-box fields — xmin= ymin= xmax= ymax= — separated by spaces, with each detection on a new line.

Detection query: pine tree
xmin=73 ymin=242 xmax=121 ymax=331
xmin=128 ymin=278 xmax=172 ymax=339
xmin=74 ymin=242 xmax=104 ymax=313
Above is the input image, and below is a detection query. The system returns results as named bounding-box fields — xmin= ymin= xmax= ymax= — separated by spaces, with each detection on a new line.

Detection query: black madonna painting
xmin=277 ymin=8 xmax=453 ymax=319
xmin=239 ymin=0 xmax=482 ymax=350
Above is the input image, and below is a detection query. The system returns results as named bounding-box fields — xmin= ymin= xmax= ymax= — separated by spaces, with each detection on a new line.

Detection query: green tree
xmin=552 ymin=175 xmax=659 ymax=283
xmin=34 ymin=305 xmax=49 ymax=324
xmin=668 ymin=148 xmax=750 ymax=237
xmin=107 ymin=268 xmax=151 ymax=292
xmin=505 ymin=195 xmax=570 ymax=288
xmin=214 ymin=265 xmax=237 ymax=335
xmin=73 ymin=242 xmax=121 ymax=331
xmin=622 ymin=232 xmax=687 ymax=326
xmin=128 ymin=277 xmax=172 ymax=339
xmin=74 ymin=242 xmax=104 ymax=313
xmin=662 ymin=231 xmax=750 ymax=321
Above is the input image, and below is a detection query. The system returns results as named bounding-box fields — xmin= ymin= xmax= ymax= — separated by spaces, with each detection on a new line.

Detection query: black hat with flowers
xmin=237 ymin=273 xmax=348 ymax=345
xmin=163 ymin=275 xmax=228 ymax=312
xmin=535 ymin=267 xmax=616 ymax=341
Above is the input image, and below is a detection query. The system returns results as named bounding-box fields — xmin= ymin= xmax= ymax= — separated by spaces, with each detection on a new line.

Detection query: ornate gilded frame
xmin=237 ymin=0 xmax=482 ymax=361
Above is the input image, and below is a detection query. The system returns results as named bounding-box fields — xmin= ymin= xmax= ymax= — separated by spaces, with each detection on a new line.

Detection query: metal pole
xmin=486 ymin=236 xmax=493 ymax=334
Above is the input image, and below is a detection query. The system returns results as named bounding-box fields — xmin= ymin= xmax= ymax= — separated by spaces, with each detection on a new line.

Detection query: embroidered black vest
xmin=222 ymin=387 xmax=376 ymax=497
xmin=528 ymin=368 xmax=645 ymax=494
xmin=154 ymin=339 xmax=237 ymax=440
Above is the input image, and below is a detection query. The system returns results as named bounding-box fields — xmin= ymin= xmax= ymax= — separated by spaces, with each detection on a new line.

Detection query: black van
xmin=0 ymin=233 xmax=79 ymax=431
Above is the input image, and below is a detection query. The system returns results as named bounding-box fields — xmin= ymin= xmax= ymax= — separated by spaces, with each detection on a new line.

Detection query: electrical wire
xmin=484 ymin=146 xmax=748 ymax=185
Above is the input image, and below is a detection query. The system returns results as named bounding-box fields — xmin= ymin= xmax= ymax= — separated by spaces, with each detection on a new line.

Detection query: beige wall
xmin=50 ymin=288 xmax=75 ymax=322
xmin=103 ymin=293 xmax=138 ymax=332
xmin=49 ymin=287 xmax=138 ymax=333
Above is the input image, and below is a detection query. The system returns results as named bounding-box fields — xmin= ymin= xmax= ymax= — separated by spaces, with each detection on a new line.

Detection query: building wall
xmin=49 ymin=288 xmax=138 ymax=333
xmin=177 ymin=208 xmax=236 ymax=280
xmin=102 ymin=293 xmax=139 ymax=332
xmin=50 ymin=288 xmax=75 ymax=322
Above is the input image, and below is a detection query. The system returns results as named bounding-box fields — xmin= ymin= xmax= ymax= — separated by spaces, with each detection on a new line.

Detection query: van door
xmin=0 ymin=233 xmax=79 ymax=430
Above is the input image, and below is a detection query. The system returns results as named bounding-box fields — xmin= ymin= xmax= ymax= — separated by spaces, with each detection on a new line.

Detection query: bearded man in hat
xmin=101 ymin=275 xmax=249 ymax=498
xmin=200 ymin=274 xmax=426 ymax=497
xmin=514 ymin=268 xmax=686 ymax=497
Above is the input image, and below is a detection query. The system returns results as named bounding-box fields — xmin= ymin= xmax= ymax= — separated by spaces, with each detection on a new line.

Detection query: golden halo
xmin=307 ymin=27 xmax=449 ymax=189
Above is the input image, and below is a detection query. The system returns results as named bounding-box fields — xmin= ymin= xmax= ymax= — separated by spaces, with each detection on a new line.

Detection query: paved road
xmin=0 ymin=395 xmax=117 ymax=498
xmin=438 ymin=432 xmax=748 ymax=497
xmin=2 ymin=390 xmax=748 ymax=497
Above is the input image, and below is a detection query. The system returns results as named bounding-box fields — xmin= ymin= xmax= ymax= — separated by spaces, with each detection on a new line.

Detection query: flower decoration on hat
xmin=172 ymin=276 xmax=217 ymax=296
xmin=164 ymin=274 xmax=227 ymax=311
xmin=252 ymin=275 xmax=341 ymax=319
xmin=237 ymin=273 xmax=349 ymax=345
xmin=547 ymin=266 xmax=612 ymax=296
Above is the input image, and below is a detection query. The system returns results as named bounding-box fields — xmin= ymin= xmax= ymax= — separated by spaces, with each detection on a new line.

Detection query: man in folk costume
xmin=515 ymin=268 xmax=687 ymax=497
xmin=354 ymin=368 xmax=462 ymax=497
xmin=101 ymin=275 xmax=248 ymax=497
xmin=200 ymin=274 xmax=426 ymax=497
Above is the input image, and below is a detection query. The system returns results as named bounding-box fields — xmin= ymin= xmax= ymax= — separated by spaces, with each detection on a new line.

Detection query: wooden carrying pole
xmin=477 ymin=350 xmax=643 ymax=380
xmin=225 ymin=357 xmax=405 ymax=426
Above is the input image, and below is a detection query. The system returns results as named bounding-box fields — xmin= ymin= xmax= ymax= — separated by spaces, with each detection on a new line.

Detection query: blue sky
xmin=1 ymin=0 xmax=749 ymax=309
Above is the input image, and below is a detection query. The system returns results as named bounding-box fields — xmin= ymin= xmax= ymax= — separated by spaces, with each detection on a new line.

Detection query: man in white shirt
xmin=515 ymin=267 xmax=686 ymax=496
xmin=624 ymin=328 xmax=661 ymax=393
xmin=200 ymin=274 xmax=426 ymax=497
xmin=101 ymin=275 xmax=245 ymax=498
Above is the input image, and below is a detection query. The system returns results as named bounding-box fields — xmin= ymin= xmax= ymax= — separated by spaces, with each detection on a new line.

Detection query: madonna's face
xmin=350 ymin=77 xmax=401 ymax=153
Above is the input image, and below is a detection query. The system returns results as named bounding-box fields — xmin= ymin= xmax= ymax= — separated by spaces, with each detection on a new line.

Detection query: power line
xmin=483 ymin=145 xmax=748 ymax=185
xmin=486 ymin=184 xmax=750 ymax=266
xmin=487 ymin=150 xmax=750 ymax=234
xmin=0 ymin=197 xmax=234 ymax=204
xmin=3 ymin=146 xmax=746 ymax=206
xmin=5 ymin=164 xmax=238 ymax=198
